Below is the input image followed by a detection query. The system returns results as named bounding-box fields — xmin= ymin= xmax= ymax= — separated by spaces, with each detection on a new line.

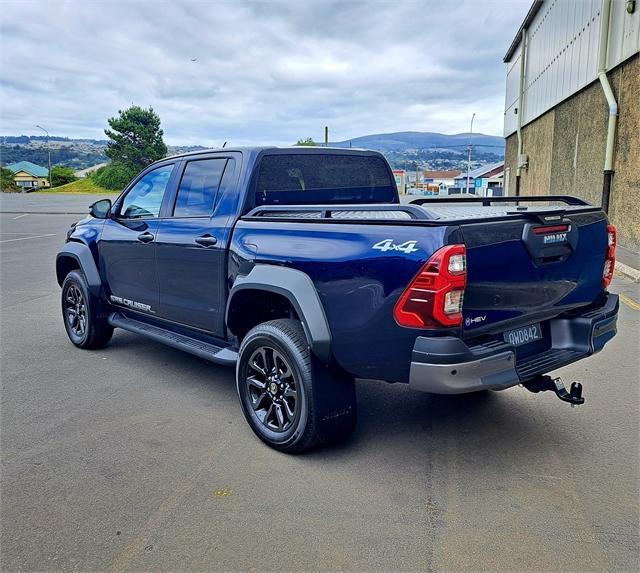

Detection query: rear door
xmin=460 ymin=210 xmax=609 ymax=338
xmin=154 ymin=156 xmax=238 ymax=335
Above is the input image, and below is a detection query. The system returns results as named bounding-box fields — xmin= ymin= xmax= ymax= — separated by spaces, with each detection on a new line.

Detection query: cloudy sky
xmin=0 ymin=0 xmax=530 ymax=146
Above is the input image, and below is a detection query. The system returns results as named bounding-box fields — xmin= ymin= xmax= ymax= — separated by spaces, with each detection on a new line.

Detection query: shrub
xmin=0 ymin=167 xmax=20 ymax=192
xmin=93 ymin=162 xmax=138 ymax=190
xmin=50 ymin=166 xmax=77 ymax=187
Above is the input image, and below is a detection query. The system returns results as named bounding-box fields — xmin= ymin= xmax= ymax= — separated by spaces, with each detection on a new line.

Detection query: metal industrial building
xmin=503 ymin=0 xmax=639 ymax=252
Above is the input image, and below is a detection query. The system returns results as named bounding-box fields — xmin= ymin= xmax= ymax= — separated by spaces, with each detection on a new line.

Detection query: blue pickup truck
xmin=56 ymin=147 xmax=619 ymax=452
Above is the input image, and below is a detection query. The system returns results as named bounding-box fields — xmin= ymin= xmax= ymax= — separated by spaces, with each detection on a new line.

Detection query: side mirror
xmin=89 ymin=198 xmax=112 ymax=219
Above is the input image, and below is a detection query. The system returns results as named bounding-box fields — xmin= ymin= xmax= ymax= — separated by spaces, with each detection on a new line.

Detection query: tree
xmin=0 ymin=167 xmax=19 ymax=192
xmin=50 ymin=166 xmax=77 ymax=187
xmin=104 ymin=105 xmax=167 ymax=169
xmin=295 ymin=137 xmax=317 ymax=146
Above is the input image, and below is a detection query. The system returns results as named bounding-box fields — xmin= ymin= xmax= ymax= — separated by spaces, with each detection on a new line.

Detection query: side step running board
xmin=107 ymin=312 xmax=238 ymax=366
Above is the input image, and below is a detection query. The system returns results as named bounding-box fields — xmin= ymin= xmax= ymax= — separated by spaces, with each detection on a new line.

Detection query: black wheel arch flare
xmin=226 ymin=265 xmax=332 ymax=362
xmin=56 ymin=241 xmax=102 ymax=297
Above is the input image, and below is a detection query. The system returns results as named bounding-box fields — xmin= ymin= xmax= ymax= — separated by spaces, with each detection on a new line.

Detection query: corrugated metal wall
xmin=504 ymin=0 xmax=640 ymax=137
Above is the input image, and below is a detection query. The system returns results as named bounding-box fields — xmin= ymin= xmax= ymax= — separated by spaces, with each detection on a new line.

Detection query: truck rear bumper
xmin=409 ymin=293 xmax=619 ymax=394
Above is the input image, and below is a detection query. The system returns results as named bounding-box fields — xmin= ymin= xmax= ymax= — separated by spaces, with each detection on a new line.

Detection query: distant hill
xmin=0 ymin=131 xmax=504 ymax=173
xmin=324 ymin=131 xmax=504 ymax=172
xmin=330 ymin=131 xmax=504 ymax=155
xmin=0 ymin=135 xmax=108 ymax=145
xmin=0 ymin=135 xmax=207 ymax=171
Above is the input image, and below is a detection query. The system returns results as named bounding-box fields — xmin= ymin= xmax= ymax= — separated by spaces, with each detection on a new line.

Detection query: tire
xmin=61 ymin=270 xmax=113 ymax=349
xmin=236 ymin=319 xmax=356 ymax=454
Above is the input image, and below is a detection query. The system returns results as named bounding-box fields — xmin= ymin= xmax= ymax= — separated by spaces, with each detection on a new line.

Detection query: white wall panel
xmin=504 ymin=0 xmax=640 ymax=137
xmin=504 ymin=45 xmax=522 ymax=136
xmin=608 ymin=0 xmax=640 ymax=66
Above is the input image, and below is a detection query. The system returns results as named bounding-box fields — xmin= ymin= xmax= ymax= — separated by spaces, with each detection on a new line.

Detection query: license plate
xmin=504 ymin=323 xmax=542 ymax=347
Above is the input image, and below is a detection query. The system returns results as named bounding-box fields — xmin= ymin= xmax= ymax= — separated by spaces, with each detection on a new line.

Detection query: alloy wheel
xmin=64 ymin=284 xmax=87 ymax=338
xmin=246 ymin=346 xmax=299 ymax=432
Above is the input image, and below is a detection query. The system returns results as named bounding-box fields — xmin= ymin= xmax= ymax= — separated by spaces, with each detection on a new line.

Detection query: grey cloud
xmin=0 ymin=0 xmax=531 ymax=146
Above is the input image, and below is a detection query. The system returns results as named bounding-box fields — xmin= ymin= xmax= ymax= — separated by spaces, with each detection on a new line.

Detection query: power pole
xmin=465 ymin=113 xmax=476 ymax=194
xmin=324 ymin=126 xmax=329 ymax=147
xmin=36 ymin=124 xmax=51 ymax=188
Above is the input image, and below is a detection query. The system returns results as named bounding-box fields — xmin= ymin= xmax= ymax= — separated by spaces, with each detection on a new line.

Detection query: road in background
xmin=0 ymin=192 xmax=116 ymax=215
xmin=1 ymin=206 xmax=638 ymax=572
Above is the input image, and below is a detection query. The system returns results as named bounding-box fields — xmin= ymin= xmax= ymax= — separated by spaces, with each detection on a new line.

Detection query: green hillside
xmin=37 ymin=178 xmax=116 ymax=194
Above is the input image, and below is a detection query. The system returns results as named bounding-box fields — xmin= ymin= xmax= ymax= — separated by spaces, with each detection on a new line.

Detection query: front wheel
xmin=61 ymin=270 xmax=113 ymax=349
xmin=236 ymin=319 xmax=356 ymax=454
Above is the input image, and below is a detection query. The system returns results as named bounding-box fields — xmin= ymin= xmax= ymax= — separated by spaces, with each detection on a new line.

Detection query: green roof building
xmin=6 ymin=161 xmax=50 ymax=190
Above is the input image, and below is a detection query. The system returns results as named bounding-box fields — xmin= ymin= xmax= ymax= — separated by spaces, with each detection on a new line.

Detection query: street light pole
xmin=36 ymin=125 xmax=51 ymax=188
xmin=465 ymin=113 xmax=476 ymax=194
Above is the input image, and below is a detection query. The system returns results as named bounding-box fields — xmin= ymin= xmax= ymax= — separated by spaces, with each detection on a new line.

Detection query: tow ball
xmin=523 ymin=375 xmax=585 ymax=407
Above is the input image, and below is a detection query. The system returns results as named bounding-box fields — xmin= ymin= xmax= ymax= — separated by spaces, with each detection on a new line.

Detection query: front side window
xmin=119 ymin=164 xmax=173 ymax=219
xmin=173 ymin=159 xmax=226 ymax=217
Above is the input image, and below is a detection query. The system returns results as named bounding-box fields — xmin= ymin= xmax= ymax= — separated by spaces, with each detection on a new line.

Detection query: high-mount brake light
xmin=393 ymin=244 xmax=466 ymax=328
xmin=602 ymin=224 xmax=616 ymax=288
xmin=533 ymin=224 xmax=569 ymax=234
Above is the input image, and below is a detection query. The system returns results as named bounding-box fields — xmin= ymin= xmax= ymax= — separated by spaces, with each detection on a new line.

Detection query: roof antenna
xmin=222 ymin=141 xmax=227 ymax=148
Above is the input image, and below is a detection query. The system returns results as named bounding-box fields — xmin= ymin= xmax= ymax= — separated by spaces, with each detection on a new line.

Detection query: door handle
xmin=137 ymin=231 xmax=155 ymax=243
xmin=195 ymin=234 xmax=218 ymax=247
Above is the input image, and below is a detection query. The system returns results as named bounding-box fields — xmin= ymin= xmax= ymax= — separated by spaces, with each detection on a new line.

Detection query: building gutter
xmin=598 ymin=0 xmax=618 ymax=212
xmin=515 ymin=27 xmax=527 ymax=196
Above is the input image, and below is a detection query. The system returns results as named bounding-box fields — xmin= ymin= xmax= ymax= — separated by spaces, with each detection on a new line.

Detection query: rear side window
xmin=173 ymin=158 xmax=227 ymax=217
xmin=255 ymin=154 xmax=396 ymax=206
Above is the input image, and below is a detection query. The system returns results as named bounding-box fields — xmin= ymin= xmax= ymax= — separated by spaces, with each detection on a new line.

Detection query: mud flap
xmin=311 ymin=357 xmax=357 ymax=444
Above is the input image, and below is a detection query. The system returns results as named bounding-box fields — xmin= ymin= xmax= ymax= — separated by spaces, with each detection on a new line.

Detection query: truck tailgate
xmin=460 ymin=210 xmax=609 ymax=339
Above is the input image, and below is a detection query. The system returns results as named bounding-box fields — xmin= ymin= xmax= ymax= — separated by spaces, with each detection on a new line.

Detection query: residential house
xmin=6 ymin=161 xmax=49 ymax=190
xmin=392 ymin=169 xmax=407 ymax=194
xmin=452 ymin=162 xmax=504 ymax=195
xmin=422 ymin=170 xmax=461 ymax=193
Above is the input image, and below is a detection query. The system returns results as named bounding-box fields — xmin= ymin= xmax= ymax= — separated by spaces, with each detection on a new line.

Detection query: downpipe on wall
xmin=515 ymin=28 xmax=527 ymax=197
xmin=598 ymin=0 xmax=618 ymax=213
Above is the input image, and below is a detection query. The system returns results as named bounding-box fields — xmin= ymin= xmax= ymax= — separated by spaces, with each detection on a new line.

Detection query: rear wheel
xmin=61 ymin=270 xmax=113 ymax=349
xmin=237 ymin=319 xmax=356 ymax=453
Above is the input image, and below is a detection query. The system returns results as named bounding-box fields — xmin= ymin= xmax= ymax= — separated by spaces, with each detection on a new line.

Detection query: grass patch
xmin=37 ymin=178 xmax=116 ymax=194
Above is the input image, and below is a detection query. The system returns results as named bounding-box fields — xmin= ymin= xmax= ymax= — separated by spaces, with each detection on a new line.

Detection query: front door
xmin=98 ymin=163 xmax=175 ymax=316
xmin=155 ymin=156 xmax=237 ymax=335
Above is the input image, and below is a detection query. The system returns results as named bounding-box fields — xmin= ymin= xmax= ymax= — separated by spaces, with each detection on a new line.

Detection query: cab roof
xmin=164 ymin=146 xmax=377 ymax=162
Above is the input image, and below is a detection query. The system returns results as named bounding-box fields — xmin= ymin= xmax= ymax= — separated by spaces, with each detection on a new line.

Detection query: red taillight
xmin=603 ymin=224 xmax=616 ymax=288
xmin=394 ymin=244 xmax=466 ymax=328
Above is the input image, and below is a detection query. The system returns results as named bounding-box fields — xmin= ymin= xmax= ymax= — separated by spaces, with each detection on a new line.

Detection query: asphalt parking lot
xmin=1 ymin=194 xmax=639 ymax=572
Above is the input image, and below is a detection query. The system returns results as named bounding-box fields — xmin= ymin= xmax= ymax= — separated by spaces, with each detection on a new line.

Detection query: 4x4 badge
xmin=372 ymin=239 xmax=419 ymax=254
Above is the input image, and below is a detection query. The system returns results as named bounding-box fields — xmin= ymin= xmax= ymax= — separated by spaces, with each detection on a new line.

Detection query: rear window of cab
xmin=255 ymin=154 xmax=396 ymax=206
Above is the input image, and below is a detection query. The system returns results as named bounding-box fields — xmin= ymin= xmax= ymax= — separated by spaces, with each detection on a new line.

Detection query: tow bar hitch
xmin=523 ymin=375 xmax=585 ymax=406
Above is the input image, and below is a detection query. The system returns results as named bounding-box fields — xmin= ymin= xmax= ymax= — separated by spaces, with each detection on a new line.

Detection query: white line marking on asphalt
xmin=12 ymin=213 xmax=29 ymax=220
xmin=0 ymin=233 xmax=56 ymax=243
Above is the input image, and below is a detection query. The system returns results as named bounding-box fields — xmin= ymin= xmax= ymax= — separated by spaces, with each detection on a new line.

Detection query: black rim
xmin=64 ymin=284 xmax=87 ymax=338
xmin=245 ymin=346 xmax=299 ymax=432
